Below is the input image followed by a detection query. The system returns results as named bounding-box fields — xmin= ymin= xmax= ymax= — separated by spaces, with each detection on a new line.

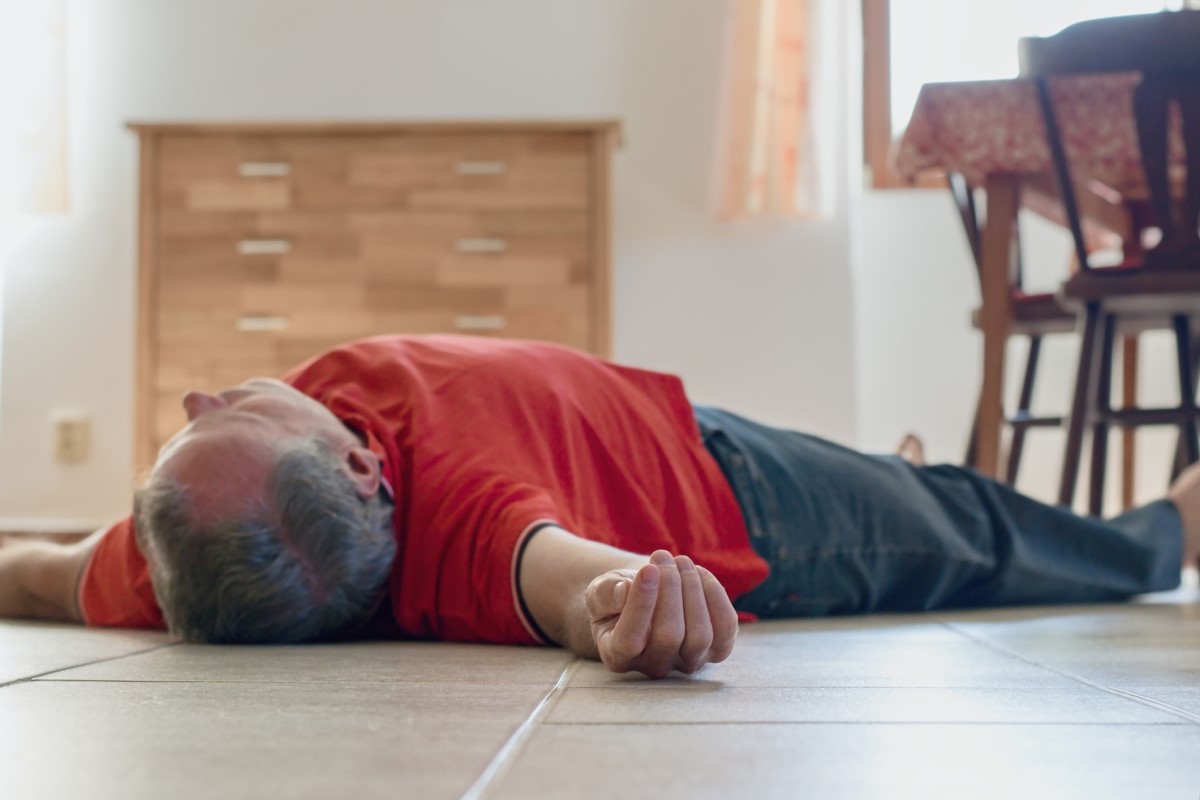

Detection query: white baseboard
xmin=0 ymin=517 xmax=110 ymax=533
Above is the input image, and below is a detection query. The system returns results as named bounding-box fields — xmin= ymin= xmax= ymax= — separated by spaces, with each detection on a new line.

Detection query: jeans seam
xmin=783 ymin=545 xmax=992 ymax=566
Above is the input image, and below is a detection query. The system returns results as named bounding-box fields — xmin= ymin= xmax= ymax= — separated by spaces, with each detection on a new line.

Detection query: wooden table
xmin=892 ymin=75 xmax=1173 ymax=480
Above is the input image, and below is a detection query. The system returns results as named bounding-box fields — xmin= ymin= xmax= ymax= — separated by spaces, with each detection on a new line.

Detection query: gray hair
xmin=134 ymin=436 xmax=397 ymax=643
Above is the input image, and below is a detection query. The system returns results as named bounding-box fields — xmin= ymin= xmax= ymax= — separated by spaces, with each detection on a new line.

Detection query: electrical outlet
xmin=52 ymin=411 xmax=90 ymax=463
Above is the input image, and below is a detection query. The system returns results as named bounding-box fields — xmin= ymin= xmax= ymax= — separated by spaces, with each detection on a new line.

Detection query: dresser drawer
xmin=158 ymin=212 xmax=362 ymax=280
xmin=158 ymin=136 xmax=297 ymax=212
xmin=151 ymin=284 xmax=590 ymax=450
xmin=157 ymin=133 xmax=591 ymax=213
xmin=157 ymin=284 xmax=591 ymax=359
xmin=353 ymin=209 xmax=591 ymax=288
xmin=158 ymin=209 xmax=590 ymax=296
xmin=335 ymin=133 xmax=591 ymax=211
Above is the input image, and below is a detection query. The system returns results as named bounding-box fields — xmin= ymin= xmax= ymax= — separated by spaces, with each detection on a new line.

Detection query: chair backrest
xmin=1018 ymin=10 xmax=1200 ymax=272
xmin=1019 ymin=12 xmax=1200 ymax=76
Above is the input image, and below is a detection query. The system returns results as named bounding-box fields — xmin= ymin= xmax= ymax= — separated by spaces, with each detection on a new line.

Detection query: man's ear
xmin=343 ymin=446 xmax=382 ymax=499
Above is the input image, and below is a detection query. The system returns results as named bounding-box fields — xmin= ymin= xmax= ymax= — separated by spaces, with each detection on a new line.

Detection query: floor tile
xmin=0 ymin=620 xmax=171 ymax=685
xmin=935 ymin=604 xmax=1200 ymax=689
xmin=491 ymin=723 xmax=1200 ymax=800
xmin=1125 ymin=687 xmax=1200 ymax=719
xmin=0 ymin=679 xmax=545 ymax=800
xmin=569 ymin=639 xmax=1079 ymax=689
xmin=47 ymin=640 xmax=574 ymax=685
xmin=546 ymin=685 xmax=1186 ymax=724
xmin=736 ymin=616 xmax=966 ymax=644
xmin=6 ymin=601 xmax=1199 ymax=800
xmin=937 ymin=602 xmax=1200 ymax=644
xmin=1023 ymin=653 xmax=1200 ymax=689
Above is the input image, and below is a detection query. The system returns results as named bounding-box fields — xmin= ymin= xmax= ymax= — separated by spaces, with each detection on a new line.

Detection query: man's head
xmin=135 ymin=379 xmax=397 ymax=643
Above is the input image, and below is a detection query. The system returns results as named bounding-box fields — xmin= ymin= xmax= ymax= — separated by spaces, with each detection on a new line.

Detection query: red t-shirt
xmin=78 ymin=335 xmax=769 ymax=643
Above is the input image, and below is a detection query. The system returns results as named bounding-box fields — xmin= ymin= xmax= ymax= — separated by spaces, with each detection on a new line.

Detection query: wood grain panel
xmin=343 ymin=134 xmax=590 ymax=211
xmin=135 ymin=122 xmax=618 ymax=464
xmin=159 ymin=134 xmax=590 ymax=212
xmin=347 ymin=209 xmax=589 ymax=236
xmin=436 ymin=258 xmax=573 ymax=288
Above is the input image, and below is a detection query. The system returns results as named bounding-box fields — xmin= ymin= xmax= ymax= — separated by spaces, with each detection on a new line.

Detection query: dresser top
xmin=127 ymin=119 xmax=622 ymax=140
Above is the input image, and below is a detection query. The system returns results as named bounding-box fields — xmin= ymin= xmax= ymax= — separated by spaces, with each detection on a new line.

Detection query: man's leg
xmin=1167 ymin=462 xmax=1200 ymax=569
xmin=694 ymin=407 xmax=1186 ymax=618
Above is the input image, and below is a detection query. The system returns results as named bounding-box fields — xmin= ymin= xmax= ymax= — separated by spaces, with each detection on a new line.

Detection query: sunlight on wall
xmin=0 ymin=0 xmax=68 ymax=213
xmin=0 ymin=0 xmax=68 ymax=497
xmin=889 ymin=0 xmax=1181 ymax=135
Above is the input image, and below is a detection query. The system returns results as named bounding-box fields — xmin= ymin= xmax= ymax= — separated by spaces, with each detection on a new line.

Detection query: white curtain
xmin=0 ymin=0 xmax=69 ymax=214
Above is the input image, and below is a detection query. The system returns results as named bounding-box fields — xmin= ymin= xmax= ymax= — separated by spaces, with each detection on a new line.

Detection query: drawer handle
xmin=238 ymin=162 xmax=292 ymax=178
xmin=454 ymin=315 xmax=507 ymax=331
xmin=236 ymin=315 xmax=290 ymax=332
xmin=455 ymin=238 xmax=509 ymax=254
xmin=455 ymin=160 xmax=507 ymax=176
xmin=237 ymin=239 xmax=292 ymax=255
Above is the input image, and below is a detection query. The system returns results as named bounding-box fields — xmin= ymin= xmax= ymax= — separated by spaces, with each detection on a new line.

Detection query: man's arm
xmin=517 ymin=525 xmax=739 ymax=678
xmin=0 ymin=530 xmax=102 ymax=623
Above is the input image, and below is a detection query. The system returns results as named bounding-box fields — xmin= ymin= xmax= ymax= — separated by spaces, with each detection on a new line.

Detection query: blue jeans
xmin=693 ymin=406 xmax=1184 ymax=617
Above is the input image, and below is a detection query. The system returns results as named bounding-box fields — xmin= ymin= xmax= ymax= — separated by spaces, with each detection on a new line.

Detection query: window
xmin=863 ymin=0 xmax=1185 ymax=188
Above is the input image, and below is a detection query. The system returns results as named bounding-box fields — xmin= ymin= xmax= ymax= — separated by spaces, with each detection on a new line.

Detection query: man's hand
xmin=517 ymin=527 xmax=740 ymax=678
xmin=585 ymin=550 xmax=738 ymax=678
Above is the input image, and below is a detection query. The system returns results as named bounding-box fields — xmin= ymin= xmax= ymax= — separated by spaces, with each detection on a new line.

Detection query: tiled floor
xmin=3 ymin=586 xmax=1199 ymax=799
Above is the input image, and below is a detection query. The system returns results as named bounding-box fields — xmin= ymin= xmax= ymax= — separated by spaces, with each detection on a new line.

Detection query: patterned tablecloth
xmin=891 ymin=74 xmax=1184 ymax=193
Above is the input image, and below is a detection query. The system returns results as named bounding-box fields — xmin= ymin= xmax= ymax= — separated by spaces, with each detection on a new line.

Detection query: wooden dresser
xmin=130 ymin=121 xmax=620 ymax=471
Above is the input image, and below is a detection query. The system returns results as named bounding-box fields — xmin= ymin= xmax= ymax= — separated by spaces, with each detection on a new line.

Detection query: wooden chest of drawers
xmin=131 ymin=121 xmax=619 ymax=471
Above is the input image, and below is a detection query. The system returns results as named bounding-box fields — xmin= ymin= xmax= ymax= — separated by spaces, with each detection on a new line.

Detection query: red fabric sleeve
xmin=394 ymin=476 xmax=559 ymax=646
xmin=77 ymin=516 xmax=166 ymax=629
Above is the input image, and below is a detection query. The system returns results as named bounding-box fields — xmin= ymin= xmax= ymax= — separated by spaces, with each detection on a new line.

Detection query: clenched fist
xmin=585 ymin=550 xmax=739 ymax=678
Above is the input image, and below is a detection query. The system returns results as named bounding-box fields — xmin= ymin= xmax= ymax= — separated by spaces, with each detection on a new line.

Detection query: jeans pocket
xmin=696 ymin=419 xmax=775 ymax=567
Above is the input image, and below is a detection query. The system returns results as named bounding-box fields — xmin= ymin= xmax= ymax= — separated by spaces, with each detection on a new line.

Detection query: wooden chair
xmin=950 ymin=171 xmax=1076 ymax=485
xmin=1019 ymin=9 xmax=1200 ymax=514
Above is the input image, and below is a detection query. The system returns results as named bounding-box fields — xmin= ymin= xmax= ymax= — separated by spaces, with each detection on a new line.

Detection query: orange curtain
xmin=715 ymin=0 xmax=815 ymax=219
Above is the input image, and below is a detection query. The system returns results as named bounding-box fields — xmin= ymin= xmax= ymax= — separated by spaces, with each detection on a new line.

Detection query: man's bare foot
xmin=1167 ymin=460 xmax=1200 ymax=567
xmin=896 ymin=433 xmax=926 ymax=466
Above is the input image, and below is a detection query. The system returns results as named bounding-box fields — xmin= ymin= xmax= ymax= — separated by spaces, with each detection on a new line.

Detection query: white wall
xmin=0 ymin=0 xmax=859 ymax=526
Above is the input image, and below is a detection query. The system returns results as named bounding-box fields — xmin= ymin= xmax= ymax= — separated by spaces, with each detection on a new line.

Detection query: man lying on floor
xmin=1 ymin=335 xmax=1196 ymax=678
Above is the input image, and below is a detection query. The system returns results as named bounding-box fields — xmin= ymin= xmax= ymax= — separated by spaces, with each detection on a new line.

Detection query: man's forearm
xmin=517 ymin=525 xmax=645 ymax=659
xmin=0 ymin=534 xmax=98 ymax=623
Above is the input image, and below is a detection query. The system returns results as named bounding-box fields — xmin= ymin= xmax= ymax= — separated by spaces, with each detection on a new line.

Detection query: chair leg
xmin=1060 ymin=302 xmax=1103 ymax=507
xmin=1005 ymin=336 xmax=1042 ymax=485
xmin=1174 ymin=315 xmax=1200 ymax=468
xmin=1088 ymin=315 xmax=1116 ymax=516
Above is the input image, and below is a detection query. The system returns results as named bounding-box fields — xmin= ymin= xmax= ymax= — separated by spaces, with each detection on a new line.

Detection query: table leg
xmin=1121 ymin=334 xmax=1138 ymax=510
xmin=974 ymin=175 xmax=1019 ymax=479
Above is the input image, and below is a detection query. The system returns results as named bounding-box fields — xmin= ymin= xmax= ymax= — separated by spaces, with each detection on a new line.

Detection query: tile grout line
xmin=540 ymin=720 xmax=1190 ymax=727
xmin=459 ymin=657 xmax=580 ymax=800
xmin=0 ymin=641 xmax=180 ymax=690
xmin=34 ymin=677 xmax=573 ymax=686
xmin=941 ymin=622 xmax=1200 ymax=725
xmin=1099 ymin=686 xmax=1200 ymax=725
